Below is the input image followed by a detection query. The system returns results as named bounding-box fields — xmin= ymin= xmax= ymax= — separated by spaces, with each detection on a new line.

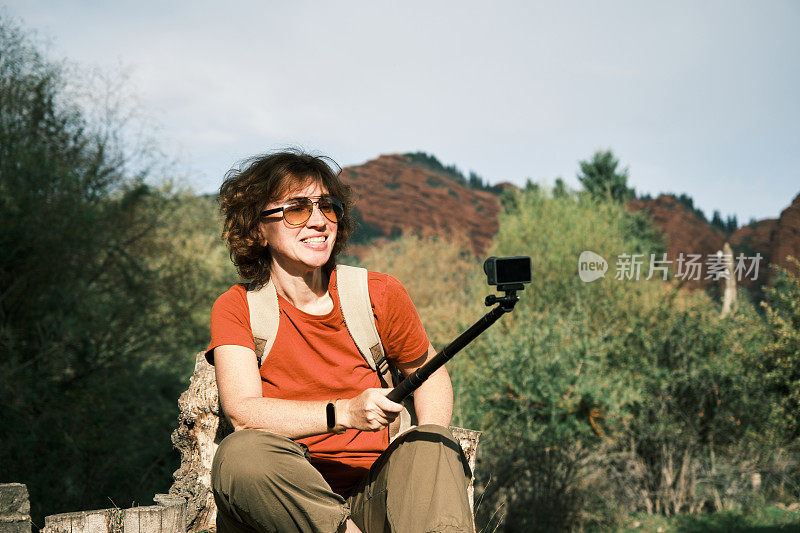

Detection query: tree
xmin=0 ymin=15 xmax=233 ymax=525
xmin=553 ymin=177 xmax=568 ymax=198
xmin=710 ymin=210 xmax=739 ymax=234
xmin=577 ymin=150 xmax=635 ymax=202
xmin=468 ymin=170 xmax=483 ymax=189
xmin=711 ymin=210 xmax=724 ymax=230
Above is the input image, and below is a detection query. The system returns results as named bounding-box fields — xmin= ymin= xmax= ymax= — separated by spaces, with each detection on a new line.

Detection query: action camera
xmin=483 ymin=256 xmax=531 ymax=288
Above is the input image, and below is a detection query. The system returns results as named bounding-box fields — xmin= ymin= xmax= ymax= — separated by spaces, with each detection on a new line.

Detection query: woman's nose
xmin=306 ymin=202 xmax=327 ymax=227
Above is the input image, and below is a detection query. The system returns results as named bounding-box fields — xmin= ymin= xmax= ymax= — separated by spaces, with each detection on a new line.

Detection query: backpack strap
xmin=336 ymin=265 xmax=393 ymax=387
xmin=246 ymin=280 xmax=279 ymax=366
xmin=336 ymin=264 xmax=417 ymax=439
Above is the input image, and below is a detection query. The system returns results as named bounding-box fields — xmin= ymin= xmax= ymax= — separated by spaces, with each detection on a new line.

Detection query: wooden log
xmin=0 ymin=516 xmax=32 ymax=533
xmin=152 ymin=495 xmax=187 ymax=533
xmin=168 ymin=351 xmax=481 ymax=532
xmin=43 ymin=497 xmax=185 ymax=533
xmin=0 ymin=483 xmax=31 ymax=516
xmin=121 ymin=507 xmax=142 ymax=533
xmin=0 ymin=483 xmax=32 ymax=533
xmin=133 ymin=507 xmax=162 ymax=533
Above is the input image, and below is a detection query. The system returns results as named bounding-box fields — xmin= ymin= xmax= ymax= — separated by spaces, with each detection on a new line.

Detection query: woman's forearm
xmin=226 ymin=396 xmax=332 ymax=438
xmin=226 ymin=389 xmax=403 ymax=438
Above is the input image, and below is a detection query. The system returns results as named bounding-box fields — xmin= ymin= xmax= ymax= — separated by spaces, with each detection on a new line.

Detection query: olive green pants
xmin=211 ymin=424 xmax=474 ymax=533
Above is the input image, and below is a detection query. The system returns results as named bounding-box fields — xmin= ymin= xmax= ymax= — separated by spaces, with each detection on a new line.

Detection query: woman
xmin=206 ymin=150 xmax=473 ymax=533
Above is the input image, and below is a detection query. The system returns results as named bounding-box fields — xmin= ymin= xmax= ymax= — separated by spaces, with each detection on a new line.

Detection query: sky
xmin=3 ymin=0 xmax=799 ymax=224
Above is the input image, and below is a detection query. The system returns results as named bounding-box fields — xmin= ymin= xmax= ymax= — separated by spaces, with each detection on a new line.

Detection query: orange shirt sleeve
xmin=370 ymin=273 xmax=430 ymax=365
xmin=206 ymin=284 xmax=255 ymax=365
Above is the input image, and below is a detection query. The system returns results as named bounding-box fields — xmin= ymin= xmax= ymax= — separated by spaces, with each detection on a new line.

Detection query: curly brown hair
xmin=218 ymin=150 xmax=354 ymax=286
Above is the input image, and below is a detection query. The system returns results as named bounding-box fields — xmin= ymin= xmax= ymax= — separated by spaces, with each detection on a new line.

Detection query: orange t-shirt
xmin=206 ymin=269 xmax=429 ymax=495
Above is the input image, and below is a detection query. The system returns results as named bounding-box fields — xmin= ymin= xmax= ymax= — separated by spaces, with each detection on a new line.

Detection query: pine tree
xmin=577 ymin=150 xmax=634 ymax=202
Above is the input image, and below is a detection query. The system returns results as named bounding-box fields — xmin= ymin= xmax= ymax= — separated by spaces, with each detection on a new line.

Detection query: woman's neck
xmin=268 ymin=262 xmax=333 ymax=315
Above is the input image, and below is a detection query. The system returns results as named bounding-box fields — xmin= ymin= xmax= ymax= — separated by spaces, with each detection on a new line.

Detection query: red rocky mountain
xmin=340 ymin=154 xmax=502 ymax=255
xmin=627 ymin=195 xmax=727 ymax=288
xmin=759 ymin=192 xmax=800 ymax=278
xmin=629 ymin=192 xmax=800 ymax=289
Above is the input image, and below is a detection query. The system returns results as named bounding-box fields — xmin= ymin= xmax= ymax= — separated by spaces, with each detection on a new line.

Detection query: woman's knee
xmin=212 ymin=429 xmax=303 ymax=492
xmin=411 ymin=423 xmax=456 ymax=440
xmin=388 ymin=424 xmax=471 ymax=480
xmin=395 ymin=424 xmax=460 ymax=451
xmin=212 ymin=430 xmax=349 ymax=532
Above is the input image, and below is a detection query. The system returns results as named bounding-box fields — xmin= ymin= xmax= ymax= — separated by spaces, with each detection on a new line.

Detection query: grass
xmin=618 ymin=506 xmax=800 ymax=532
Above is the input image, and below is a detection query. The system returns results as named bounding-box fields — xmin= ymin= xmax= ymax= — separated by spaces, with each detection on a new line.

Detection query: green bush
xmin=758 ymin=259 xmax=800 ymax=440
xmin=436 ymin=187 xmax=785 ymax=530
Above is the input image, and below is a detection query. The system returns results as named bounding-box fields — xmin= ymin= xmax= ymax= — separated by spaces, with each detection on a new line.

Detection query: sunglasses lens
xmin=319 ymin=196 xmax=343 ymax=223
xmin=283 ymin=200 xmax=313 ymax=226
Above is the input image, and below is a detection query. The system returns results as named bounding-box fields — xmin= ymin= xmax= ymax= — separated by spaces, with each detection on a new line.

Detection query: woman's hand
xmin=338 ymin=388 xmax=403 ymax=431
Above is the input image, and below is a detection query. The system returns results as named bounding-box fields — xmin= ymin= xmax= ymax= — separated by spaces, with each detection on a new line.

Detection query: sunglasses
xmin=261 ymin=195 xmax=344 ymax=227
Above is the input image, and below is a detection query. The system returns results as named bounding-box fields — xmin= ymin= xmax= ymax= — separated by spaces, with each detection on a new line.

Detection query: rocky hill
xmin=727 ymin=192 xmax=800 ymax=284
xmin=341 ymin=154 xmax=503 ymax=255
xmin=629 ymin=192 xmax=800 ymax=289
xmin=730 ymin=219 xmax=778 ymax=264
xmin=627 ymin=195 xmax=727 ymax=288
xmin=768 ymin=192 xmax=800 ymax=278
xmin=340 ymin=152 xmax=799 ymax=289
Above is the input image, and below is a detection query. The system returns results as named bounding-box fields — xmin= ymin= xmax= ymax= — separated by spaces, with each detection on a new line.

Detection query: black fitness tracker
xmin=326 ymin=400 xmax=337 ymax=431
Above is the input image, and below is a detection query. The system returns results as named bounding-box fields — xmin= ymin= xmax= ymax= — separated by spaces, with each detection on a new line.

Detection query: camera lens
xmin=483 ymin=257 xmax=496 ymax=276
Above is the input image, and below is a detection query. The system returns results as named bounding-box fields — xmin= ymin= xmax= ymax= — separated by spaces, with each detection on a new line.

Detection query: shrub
xmin=447 ymin=187 xmax=777 ymax=529
xmin=757 ymin=258 xmax=800 ymax=440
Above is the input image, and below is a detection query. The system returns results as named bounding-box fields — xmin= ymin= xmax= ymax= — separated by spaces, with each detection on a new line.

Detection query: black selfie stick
xmin=386 ymin=256 xmax=530 ymax=404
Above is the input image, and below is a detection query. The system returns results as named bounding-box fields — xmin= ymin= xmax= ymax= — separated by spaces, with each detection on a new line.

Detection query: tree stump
xmin=168 ymin=352 xmax=481 ymax=532
xmin=167 ymin=353 xmax=233 ymax=533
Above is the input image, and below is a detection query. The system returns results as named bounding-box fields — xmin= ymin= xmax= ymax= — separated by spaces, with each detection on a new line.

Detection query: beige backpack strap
xmin=336 ymin=265 xmax=392 ymax=384
xmin=246 ymin=279 xmax=279 ymax=366
xmin=336 ymin=265 xmax=416 ymax=439
xmin=246 ymin=268 xmax=390 ymax=374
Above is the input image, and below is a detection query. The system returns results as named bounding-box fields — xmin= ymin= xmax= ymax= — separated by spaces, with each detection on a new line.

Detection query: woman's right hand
xmin=338 ymin=388 xmax=403 ymax=431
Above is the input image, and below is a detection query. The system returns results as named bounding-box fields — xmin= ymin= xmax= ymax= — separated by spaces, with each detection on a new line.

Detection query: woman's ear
xmin=257 ymin=225 xmax=269 ymax=248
